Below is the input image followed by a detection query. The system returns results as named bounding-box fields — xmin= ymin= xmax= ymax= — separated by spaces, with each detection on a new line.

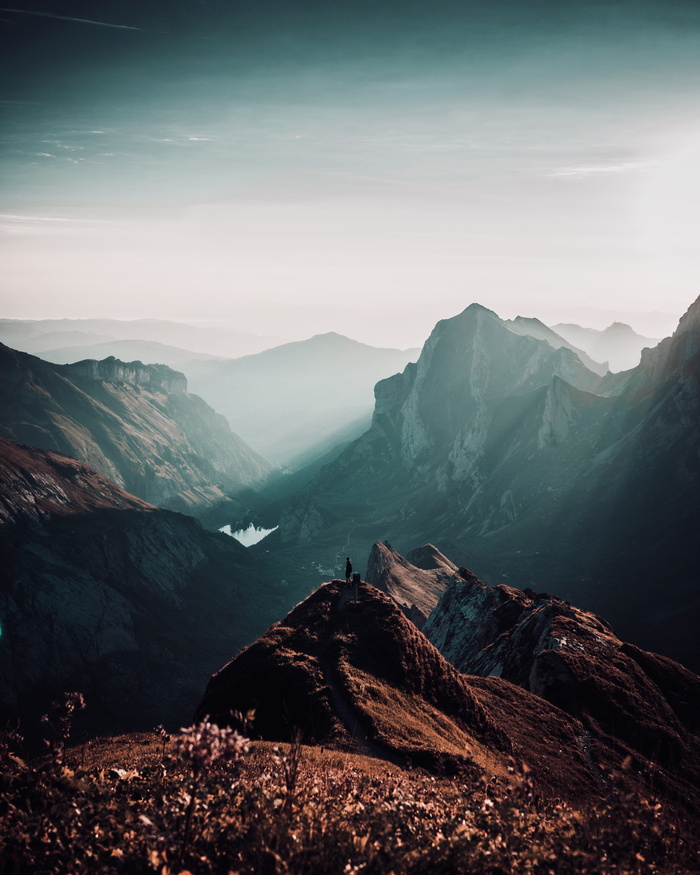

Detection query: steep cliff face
xmin=0 ymin=344 xmax=274 ymax=515
xmin=277 ymin=297 xmax=700 ymax=668
xmin=0 ymin=439 xmax=286 ymax=733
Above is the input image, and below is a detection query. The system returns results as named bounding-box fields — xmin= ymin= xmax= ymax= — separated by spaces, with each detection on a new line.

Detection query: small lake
xmin=219 ymin=523 xmax=279 ymax=547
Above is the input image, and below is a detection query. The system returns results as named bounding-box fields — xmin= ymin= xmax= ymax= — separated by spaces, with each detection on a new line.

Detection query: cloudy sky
xmin=2 ymin=0 xmax=700 ymax=346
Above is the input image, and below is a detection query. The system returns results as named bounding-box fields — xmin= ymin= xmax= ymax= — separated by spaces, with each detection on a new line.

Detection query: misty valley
xmin=0 ymin=302 xmax=698 ymax=872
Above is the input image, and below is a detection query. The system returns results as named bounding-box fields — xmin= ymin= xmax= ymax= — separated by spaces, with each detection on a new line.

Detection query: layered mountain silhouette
xmin=277 ymin=298 xmax=700 ymax=668
xmin=553 ymin=321 xmax=659 ymax=372
xmin=0 ymin=343 xmax=273 ymax=516
xmin=505 ymin=316 xmax=608 ymax=375
xmin=39 ymin=338 xmax=223 ymax=370
xmin=198 ymin=577 xmax=700 ymax=814
xmin=185 ymin=333 xmax=419 ymax=468
xmin=0 ymin=317 xmax=280 ymax=359
xmin=0 ymin=438 xmax=286 ymax=733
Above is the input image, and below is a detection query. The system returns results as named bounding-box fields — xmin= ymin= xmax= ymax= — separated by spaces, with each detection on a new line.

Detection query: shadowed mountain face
xmin=277 ymin=299 xmax=700 ymax=668
xmin=424 ymin=570 xmax=700 ymax=775
xmin=0 ymin=439 xmax=286 ymax=734
xmin=197 ymin=578 xmax=700 ymax=814
xmin=0 ymin=343 xmax=274 ymax=516
xmin=185 ymin=333 xmax=419 ymax=468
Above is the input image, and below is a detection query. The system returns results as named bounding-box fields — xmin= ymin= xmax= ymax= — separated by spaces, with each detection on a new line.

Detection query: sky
xmin=2 ymin=0 xmax=700 ymax=347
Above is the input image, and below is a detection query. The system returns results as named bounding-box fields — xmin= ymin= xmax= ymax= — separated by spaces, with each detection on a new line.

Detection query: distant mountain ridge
xmin=552 ymin=321 xmax=659 ymax=372
xmin=0 ymin=318 xmax=280 ymax=359
xmin=185 ymin=332 xmax=420 ymax=467
xmin=0 ymin=343 xmax=274 ymax=515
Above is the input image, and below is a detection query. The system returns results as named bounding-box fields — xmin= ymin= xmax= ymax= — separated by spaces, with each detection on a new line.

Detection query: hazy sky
xmin=2 ymin=0 xmax=700 ymax=346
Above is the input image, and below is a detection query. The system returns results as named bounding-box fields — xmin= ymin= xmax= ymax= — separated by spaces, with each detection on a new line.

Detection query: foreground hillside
xmin=197 ymin=579 xmax=700 ymax=819
xmin=2 ymin=573 xmax=698 ymax=873
xmin=0 ymin=439 xmax=286 ymax=733
xmin=1 ymin=731 xmax=697 ymax=874
xmin=0 ymin=343 xmax=273 ymax=516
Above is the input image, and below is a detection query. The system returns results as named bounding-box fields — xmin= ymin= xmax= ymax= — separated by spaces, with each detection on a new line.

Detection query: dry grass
xmin=1 ymin=716 xmax=699 ymax=875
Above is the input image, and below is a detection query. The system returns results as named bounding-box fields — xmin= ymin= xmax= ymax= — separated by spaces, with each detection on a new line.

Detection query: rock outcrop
xmin=365 ymin=540 xmax=456 ymax=626
xmin=0 ymin=439 xmax=286 ymax=733
xmin=424 ymin=571 xmax=700 ymax=775
xmin=0 ymin=343 xmax=274 ymax=515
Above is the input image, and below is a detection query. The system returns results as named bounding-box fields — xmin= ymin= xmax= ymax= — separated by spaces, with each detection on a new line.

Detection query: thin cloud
xmin=0 ymin=213 xmax=74 ymax=222
xmin=550 ymin=161 xmax=656 ymax=179
xmin=0 ymin=7 xmax=144 ymax=31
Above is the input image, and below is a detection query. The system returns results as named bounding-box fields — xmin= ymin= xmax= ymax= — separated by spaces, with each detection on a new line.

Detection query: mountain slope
xmin=185 ymin=332 xmax=419 ymax=467
xmin=424 ymin=570 xmax=700 ymax=769
xmin=197 ymin=577 xmax=700 ymax=813
xmin=0 ymin=343 xmax=274 ymax=515
xmin=505 ymin=315 xmax=608 ymax=374
xmin=0 ymin=439 xmax=286 ymax=733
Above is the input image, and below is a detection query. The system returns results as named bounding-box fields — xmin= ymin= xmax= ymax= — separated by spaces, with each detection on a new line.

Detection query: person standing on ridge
xmin=345 ymin=557 xmax=352 ymax=586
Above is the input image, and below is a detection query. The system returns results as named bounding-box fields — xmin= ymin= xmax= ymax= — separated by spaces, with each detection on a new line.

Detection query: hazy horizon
xmin=2 ymin=1 xmax=700 ymax=348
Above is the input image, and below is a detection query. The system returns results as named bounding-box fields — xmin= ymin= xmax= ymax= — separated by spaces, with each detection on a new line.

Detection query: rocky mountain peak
xmin=630 ymin=293 xmax=700 ymax=386
xmin=365 ymin=540 xmax=455 ymax=624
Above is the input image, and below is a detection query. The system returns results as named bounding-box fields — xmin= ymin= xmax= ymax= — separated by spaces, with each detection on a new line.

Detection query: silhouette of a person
xmin=345 ymin=557 xmax=352 ymax=585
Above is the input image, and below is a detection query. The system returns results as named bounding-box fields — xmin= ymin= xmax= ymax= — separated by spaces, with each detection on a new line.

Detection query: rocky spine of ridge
xmin=424 ymin=570 xmax=700 ymax=782
xmin=197 ymin=576 xmax=700 ymax=814
xmin=0 ymin=439 xmax=285 ymax=734
xmin=0 ymin=343 xmax=274 ymax=515
xmin=196 ymin=579 xmax=599 ymax=795
xmin=365 ymin=540 xmax=457 ymax=626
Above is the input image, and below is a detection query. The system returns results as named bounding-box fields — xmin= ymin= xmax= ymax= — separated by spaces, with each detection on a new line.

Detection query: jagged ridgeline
xmin=197 ymin=574 xmax=700 ymax=818
xmin=277 ymin=297 xmax=700 ymax=669
xmin=0 ymin=343 xmax=274 ymax=517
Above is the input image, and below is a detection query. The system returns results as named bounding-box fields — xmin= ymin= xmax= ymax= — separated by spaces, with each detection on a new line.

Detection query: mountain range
xmin=0 ymin=318 xmax=280 ymax=359
xmin=0 ymin=343 xmax=273 ymax=517
xmin=276 ymin=297 xmax=700 ymax=668
xmin=553 ymin=321 xmax=660 ymax=372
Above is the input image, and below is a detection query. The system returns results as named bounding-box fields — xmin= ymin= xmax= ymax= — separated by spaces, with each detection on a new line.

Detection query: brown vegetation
xmin=1 ymin=716 xmax=699 ymax=874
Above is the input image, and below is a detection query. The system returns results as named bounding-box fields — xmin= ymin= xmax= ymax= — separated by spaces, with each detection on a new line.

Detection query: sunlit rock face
xmin=0 ymin=439 xmax=285 ymax=733
xmin=279 ymin=297 xmax=700 ymax=669
xmin=0 ymin=343 xmax=274 ymax=515
xmin=365 ymin=540 xmax=456 ymax=626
